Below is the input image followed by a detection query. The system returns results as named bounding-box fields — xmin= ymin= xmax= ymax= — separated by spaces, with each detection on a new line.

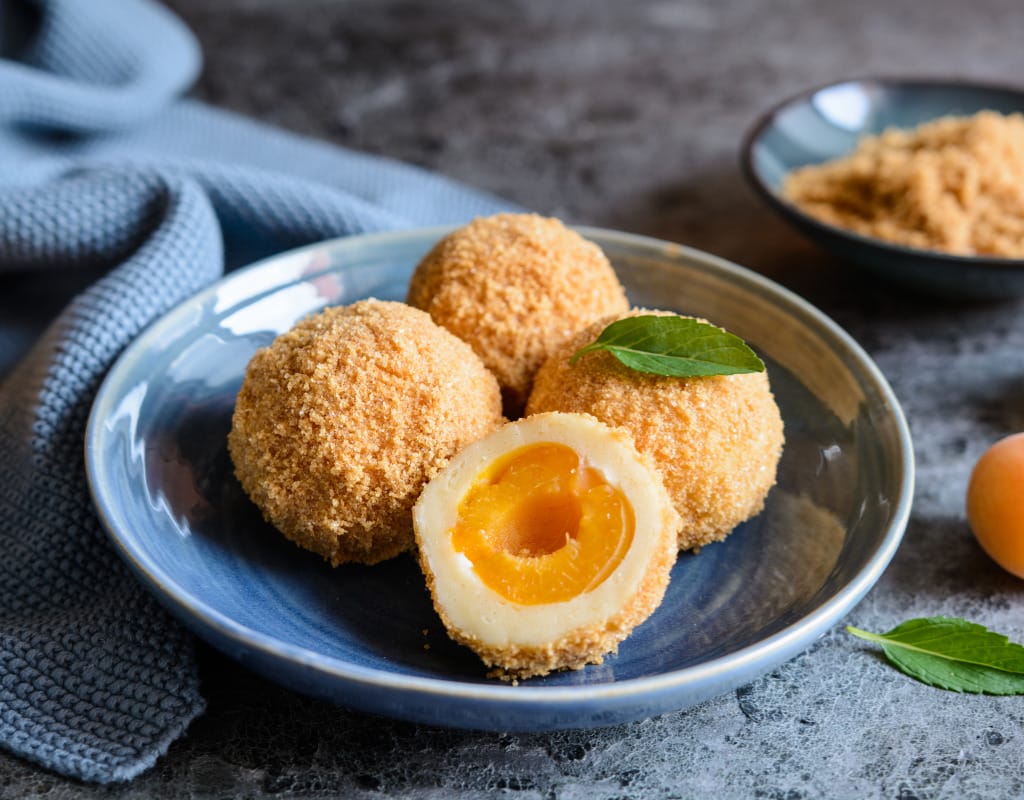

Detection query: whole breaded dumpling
xmin=228 ymin=299 xmax=503 ymax=566
xmin=525 ymin=311 xmax=784 ymax=551
xmin=406 ymin=213 xmax=629 ymax=412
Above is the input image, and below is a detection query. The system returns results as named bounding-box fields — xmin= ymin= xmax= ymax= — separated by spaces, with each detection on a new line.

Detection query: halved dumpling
xmin=412 ymin=411 xmax=679 ymax=679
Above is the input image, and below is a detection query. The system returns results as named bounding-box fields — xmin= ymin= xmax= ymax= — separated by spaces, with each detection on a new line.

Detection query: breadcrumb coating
xmin=228 ymin=299 xmax=503 ymax=565
xmin=525 ymin=312 xmax=784 ymax=550
xmin=425 ymin=542 xmax=676 ymax=680
xmin=406 ymin=213 xmax=629 ymax=413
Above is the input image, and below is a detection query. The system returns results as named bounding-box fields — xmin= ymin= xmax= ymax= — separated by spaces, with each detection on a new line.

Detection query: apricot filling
xmin=451 ymin=442 xmax=635 ymax=605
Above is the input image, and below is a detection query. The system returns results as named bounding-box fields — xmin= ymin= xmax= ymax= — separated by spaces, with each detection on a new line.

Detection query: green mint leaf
xmin=569 ymin=315 xmax=765 ymax=378
xmin=847 ymin=616 xmax=1024 ymax=694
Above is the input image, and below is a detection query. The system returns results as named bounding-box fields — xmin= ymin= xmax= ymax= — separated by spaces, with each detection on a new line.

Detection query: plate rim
xmin=740 ymin=75 xmax=1024 ymax=271
xmin=84 ymin=225 xmax=915 ymax=718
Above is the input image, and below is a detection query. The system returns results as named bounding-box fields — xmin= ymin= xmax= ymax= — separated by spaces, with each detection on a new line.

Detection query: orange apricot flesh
xmin=966 ymin=432 xmax=1024 ymax=579
xmin=451 ymin=443 xmax=635 ymax=605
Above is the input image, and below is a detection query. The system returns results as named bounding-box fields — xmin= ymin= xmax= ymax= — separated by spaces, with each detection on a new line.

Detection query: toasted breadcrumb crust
xmin=420 ymin=521 xmax=677 ymax=680
xmin=525 ymin=312 xmax=784 ymax=550
xmin=406 ymin=213 xmax=629 ymax=412
xmin=782 ymin=111 xmax=1024 ymax=257
xmin=228 ymin=299 xmax=503 ymax=565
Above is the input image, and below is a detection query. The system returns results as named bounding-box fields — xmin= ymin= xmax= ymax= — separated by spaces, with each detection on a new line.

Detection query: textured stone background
xmin=6 ymin=0 xmax=1024 ymax=797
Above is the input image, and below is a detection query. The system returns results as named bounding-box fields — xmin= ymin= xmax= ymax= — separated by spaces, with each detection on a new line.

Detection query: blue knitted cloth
xmin=0 ymin=0 xmax=509 ymax=784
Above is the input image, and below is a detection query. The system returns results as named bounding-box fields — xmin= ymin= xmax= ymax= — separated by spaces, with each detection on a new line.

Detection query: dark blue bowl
xmin=742 ymin=78 xmax=1024 ymax=298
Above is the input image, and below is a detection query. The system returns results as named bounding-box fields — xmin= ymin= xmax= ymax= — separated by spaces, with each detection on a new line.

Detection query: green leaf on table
xmin=847 ymin=616 xmax=1024 ymax=694
xmin=569 ymin=315 xmax=765 ymax=378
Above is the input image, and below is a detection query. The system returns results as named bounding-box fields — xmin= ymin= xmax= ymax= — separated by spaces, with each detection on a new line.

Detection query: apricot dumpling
xmin=228 ymin=299 xmax=503 ymax=566
xmin=526 ymin=311 xmax=784 ymax=551
xmin=406 ymin=214 xmax=629 ymax=413
xmin=412 ymin=411 xmax=679 ymax=679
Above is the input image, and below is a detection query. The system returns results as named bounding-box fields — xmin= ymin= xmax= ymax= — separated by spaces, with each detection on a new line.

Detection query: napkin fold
xmin=0 ymin=0 xmax=509 ymax=783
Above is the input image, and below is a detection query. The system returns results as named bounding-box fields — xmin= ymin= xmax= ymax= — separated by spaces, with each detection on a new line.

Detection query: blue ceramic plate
xmin=85 ymin=227 xmax=913 ymax=731
xmin=743 ymin=77 xmax=1024 ymax=298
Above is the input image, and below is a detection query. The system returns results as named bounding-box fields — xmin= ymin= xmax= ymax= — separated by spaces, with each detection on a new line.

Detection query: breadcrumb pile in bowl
xmin=782 ymin=111 xmax=1024 ymax=258
xmin=743 ymin=78 xmax=1024 ymax=298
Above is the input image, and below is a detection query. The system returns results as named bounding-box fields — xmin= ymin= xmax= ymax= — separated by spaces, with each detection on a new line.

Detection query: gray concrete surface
xmin=5 ymin=0 xmax=1024 ymax=797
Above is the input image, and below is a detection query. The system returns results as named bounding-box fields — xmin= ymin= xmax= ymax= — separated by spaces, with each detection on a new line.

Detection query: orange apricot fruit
xmin=966 ymin=432 xmax=1024 ymax=579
